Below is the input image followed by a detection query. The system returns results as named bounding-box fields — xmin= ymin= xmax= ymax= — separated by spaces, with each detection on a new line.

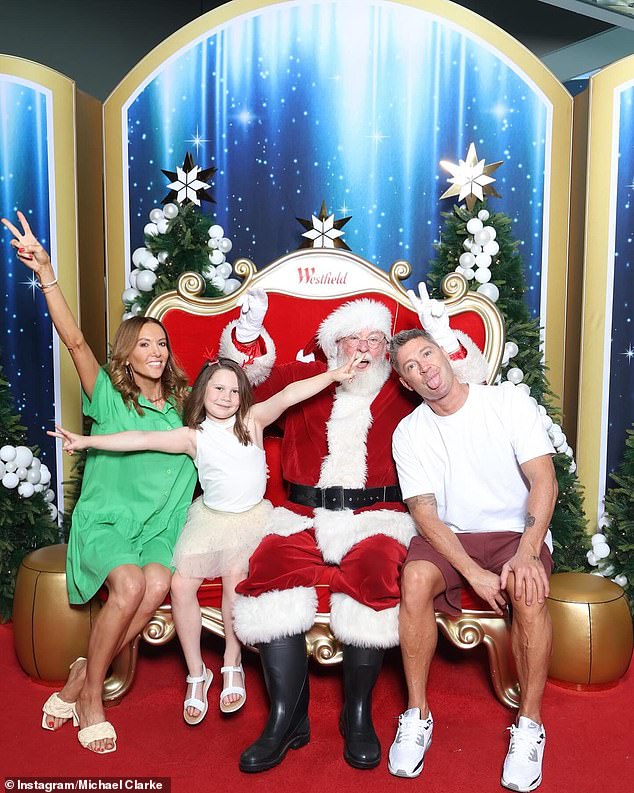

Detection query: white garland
xmin=454 ymin=209 xmax=500 ymax=303
xmin=0 ymin=444 xmax=58 ymax=520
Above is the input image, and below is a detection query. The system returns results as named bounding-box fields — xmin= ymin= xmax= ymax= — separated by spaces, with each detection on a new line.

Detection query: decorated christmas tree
xmin=593 ymin=427 xmax=634 ymax=608
xmin=426 ymin=144 xmax=588 ymax=571
xmin=121 ymin=152 xmax=241 ymax=318
xmin=0 ymin=359 xmax=59 ymax=621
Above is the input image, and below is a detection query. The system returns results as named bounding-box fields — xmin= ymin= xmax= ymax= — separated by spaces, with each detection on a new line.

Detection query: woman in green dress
xmin=2 ymin=212 xmax=197 ymax=754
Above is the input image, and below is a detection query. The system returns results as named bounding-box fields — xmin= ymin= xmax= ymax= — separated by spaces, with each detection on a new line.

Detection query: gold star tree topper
xmin=439 ymin=143 xmax=502 ymax=210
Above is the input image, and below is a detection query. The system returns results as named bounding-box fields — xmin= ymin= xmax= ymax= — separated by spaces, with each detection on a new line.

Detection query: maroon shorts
xmin=405 ymin=531 xmax=553 ymax=615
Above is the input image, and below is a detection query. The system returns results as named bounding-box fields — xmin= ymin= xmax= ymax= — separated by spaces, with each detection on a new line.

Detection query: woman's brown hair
xmin=183 ymin=358 xmax=253 ymax=446
xmin=108 ymin=316 xmax=189 ymax=414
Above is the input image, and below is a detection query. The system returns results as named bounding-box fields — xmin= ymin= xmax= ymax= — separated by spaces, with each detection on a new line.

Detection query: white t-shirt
xmin=392 ymin=383 xmax=556 ymax=550
xmin=195 ymin=417 xmax=266 ymax=513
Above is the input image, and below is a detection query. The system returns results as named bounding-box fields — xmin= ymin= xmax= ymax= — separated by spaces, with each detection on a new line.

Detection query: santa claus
xmin=219 ymin=285 xmax=487 ymax=773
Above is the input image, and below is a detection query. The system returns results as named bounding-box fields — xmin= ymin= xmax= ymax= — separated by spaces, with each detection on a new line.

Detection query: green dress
xmin=66 ymin=367 xmax=197 ymax=604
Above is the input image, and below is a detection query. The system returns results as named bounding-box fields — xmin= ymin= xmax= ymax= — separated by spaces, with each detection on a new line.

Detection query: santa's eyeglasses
xmin=337 ymin=334 xmax=387 ymax=349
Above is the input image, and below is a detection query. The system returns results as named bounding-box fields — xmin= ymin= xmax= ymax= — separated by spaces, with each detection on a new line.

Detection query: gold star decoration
xmin=439 ymin=143 xmax=502 ymax=210
xmin=297 ymin=200 xmax=352 ymax=250
xmin=162 ymin=152 xmax=216 ymax=206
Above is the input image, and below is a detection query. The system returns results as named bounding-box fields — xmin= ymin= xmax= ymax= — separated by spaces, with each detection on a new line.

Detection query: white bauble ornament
xmin=459 ymin=252 xmax=476 ymax=268
xmin=478 ymin=210 xmax=490 ymax=221
xmin=483 ymin=240 xmax=500 ymax=256
xmin=122 ymin=312 xmax=134 ymax=321
xmin=129 ymin=270 xmax=139 ymax=289
xmin=469 ymin=245 xmax=482 ymax=255
xmin=210 ymin=250 xmax=226 ymax=265
xmin=463 ymin=239 xmax=474 ymax=252
xmin=39 ymin=466 xmax=51 ymax=485
xmin=16 ymin=467 xmax=28 ymax=481
xmin=144 ymin=223 xmax=159 ymax=237
xmin=208 ymin=237 xmax=219 ymax=250
xmin=218 ymin=238 xmax=233 ymax=254
xmin=565 ymin=447 xmax=574 ymax=458
xmin=551 ymin=431 xmax=565 ymax=449
xmin=208 ymin=224 xmax=224 ymax=239
xmin=586 ymin=550 xmax=598 ymax=566
xmin=44 ymin=489 xmax=55 ymax=503
xmin=34 ymin=483 xmax=44 ymax=492
xmin=455 ymin=266 xmax=466 ymax=276
xmin=541 ymin=415 xmax=553 ymax=430
xmin=614 ymin=574 xmax=628 ymax=587
xmin=474 ymin=267 xmax=491 ymax=284
xmin=163 ymin=203 xmax=179 ymax=220
xmin=204 ymin=263 xmax=217 ymax=278
xmin=598 ymin=562 xmax=615 ymax=577
xmin=593 ymin=543 xmax=610 ymax=559
xmin=49 ymin=504 xmax=58 ymax=521
xmin=475 ymin=253 xmax=492 ymax=268
xmin=14 ymin=446 xmax=33 ymax=468
xmin=136 ymin=270 xmax=157 ymax=292
xmin=149 ymin=208 xmax=164 ymax=224
xmin=131 ymin=303 xmax=144 ymax=316
xmin=18 ymin=481 xmax=35 ymax=498
xmin=156 ymin=219 xmax=169 ymax=235
xmin=132 ymin=248 xmax=151 ymax=268
xmin=501 ymin=380 xmax=516 ymax=390
xmin=505 ymin=341 xmax=519 ymax=359
xmin=157 ymin=251 xmax=169 ymax=264
xmin=122 ymin=288 xmax=141 ymax=304
xmin=598 ymin=514 xmax=612 ymax=529
xmin=568 ymin=460 xmax=576 ymax=474
xmin=0 ymin=445 xmax=16 ymax=462
xmin=591 ymin=533 xmax=607 ymax=546
xmin=211 ymin=275 xmax=226 ymax=290
xmin=506 ymin=367 xmax=524 ymax=384
xmin=26 ymin=468 xmax=41 ymax=484
xmin=487 ymin=227 xmax=497 ymax=240
xmin=4 ymin=461 xmax=17 ymax=473
xmin=476 ymin=282 xmax=499 ymax=302
xmin=223 ymin=278 xmax=241 ymax=295
xmin=142 ymin=256 xmax=159 ymax=272
xmin=466 ymin=218 xmax=483 ymax=235
xmin=474 ymin=229 xmax=491 ymax=247
xmin=516 ymin=383 xmax=531 ymax=396
xmin=216 ymin=262 xmax=232 ymax=278
xmin=2 ymin=472 xmax=19 ymax=489
xmin=554 ymin=432 xmax=567 ymax=449
xmin=529 ymin=397 xmax=538 ymax=406
xmin=30 ymin=457 xmax=41 ymax=470
xmin=463 ymin=268 xmax=476 ymax=280
xmin=0 ymin=462 xmax=4 ymax=477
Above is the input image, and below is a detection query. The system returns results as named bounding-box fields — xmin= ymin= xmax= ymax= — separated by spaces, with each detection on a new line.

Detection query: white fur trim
xmin=314 ymin=508 xmax=416 ymax=564
xmin=264 ymin=507 xmax=312 ymax=537
xmin=317 ymin=300 xmax=392 ymax=361
xmin=451 ymin=330 xmax=489 ymax=384
xmin=317 ymin=390 xmax=374 ymax=488
xmin=218 ymin=320 xmax=277 ymax=386
xmin=232 ymin=587 xmax=317 ymax=644
xmin=329 ymin=593 xmax=400 ymax=648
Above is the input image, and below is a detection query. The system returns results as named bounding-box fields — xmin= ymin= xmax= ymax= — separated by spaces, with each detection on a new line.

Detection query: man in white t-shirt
xmin=388 ymin=328 xmax=557 ymax=793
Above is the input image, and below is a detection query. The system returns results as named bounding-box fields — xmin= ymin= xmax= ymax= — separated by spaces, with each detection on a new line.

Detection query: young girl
xmin=50 ymin=354 xmax=362 ymax=726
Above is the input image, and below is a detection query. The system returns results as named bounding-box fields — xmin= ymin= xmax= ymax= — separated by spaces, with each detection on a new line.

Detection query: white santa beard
xmin=317 ymin=354 xmax=390 ymax=488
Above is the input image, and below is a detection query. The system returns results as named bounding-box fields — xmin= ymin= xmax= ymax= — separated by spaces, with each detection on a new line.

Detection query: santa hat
xmin=316 ymin=298 xmax=393 ymax=361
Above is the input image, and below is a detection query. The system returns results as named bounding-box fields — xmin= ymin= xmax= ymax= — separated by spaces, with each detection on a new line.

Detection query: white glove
xmin=406 ymin=282 xmax=459 ymax=354
xmin=235 ymin=288 xmax=269 ymax=343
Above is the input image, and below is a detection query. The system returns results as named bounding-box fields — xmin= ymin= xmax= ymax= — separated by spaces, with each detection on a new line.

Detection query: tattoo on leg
xmin=525 ymin=512 xmax=536 ymax=529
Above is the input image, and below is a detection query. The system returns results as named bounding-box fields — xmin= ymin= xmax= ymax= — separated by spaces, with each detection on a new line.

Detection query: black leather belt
xmin=289 ymin=483 xmax=402 ymax=511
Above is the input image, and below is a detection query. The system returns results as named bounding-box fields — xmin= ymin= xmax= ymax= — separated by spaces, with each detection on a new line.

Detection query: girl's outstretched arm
xmin=48 ymin=424 xmax=197 ymax=457
xmin=251 ymin=354 xmax=363 ymax=429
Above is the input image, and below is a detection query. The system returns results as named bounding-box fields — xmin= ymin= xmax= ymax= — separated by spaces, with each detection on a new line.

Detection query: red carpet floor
xmin=1 ymin=621 xmax=631 ymax=792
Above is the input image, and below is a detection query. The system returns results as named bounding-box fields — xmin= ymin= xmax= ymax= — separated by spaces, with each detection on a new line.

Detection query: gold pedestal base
xmin=13 ymin=544 xmax=100 ymax=682
xmin=547 ymin=572 xmax=633 ymax=687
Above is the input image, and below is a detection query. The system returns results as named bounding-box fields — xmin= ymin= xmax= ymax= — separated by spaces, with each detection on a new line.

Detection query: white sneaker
xmin=388 ymin=707 xmax=433 ymax=778
xmin=501 ymin=716 xmax=546 ymax=792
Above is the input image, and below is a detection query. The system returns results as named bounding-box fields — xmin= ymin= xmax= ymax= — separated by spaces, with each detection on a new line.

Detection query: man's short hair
xmin=389 ymin=328 xmax=439 ymax=373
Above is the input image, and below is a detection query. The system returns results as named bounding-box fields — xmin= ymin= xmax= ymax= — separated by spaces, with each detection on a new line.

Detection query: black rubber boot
xmin=339 ymin=644 xmax=384 ymax=769
xmin=239 ymin=633 xmax=310 ymax=773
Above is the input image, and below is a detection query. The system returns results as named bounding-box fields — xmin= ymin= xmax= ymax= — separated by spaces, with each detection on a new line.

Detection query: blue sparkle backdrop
xmin=606 ymin=81 xmax=634 ymax=483
xmin=0 ymin=76 xmax=58 ymax=488
xmin=125 ymin=0 xmax=550 ymax=318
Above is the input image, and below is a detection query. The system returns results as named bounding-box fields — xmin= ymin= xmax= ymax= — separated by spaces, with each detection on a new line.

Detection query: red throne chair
xmin=104 ymin=247 xmax=517 ymax=708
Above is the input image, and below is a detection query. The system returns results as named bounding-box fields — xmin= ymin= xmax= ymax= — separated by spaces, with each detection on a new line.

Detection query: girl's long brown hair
xmin=108 ymin=316 xmax=189 ymax=415
xmin=183 ymin=359 xmax=253 ymax=446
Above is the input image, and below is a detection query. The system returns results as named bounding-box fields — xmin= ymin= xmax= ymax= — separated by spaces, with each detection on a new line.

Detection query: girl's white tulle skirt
xmin=172 ymin=497 xmax=273 ymax=578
